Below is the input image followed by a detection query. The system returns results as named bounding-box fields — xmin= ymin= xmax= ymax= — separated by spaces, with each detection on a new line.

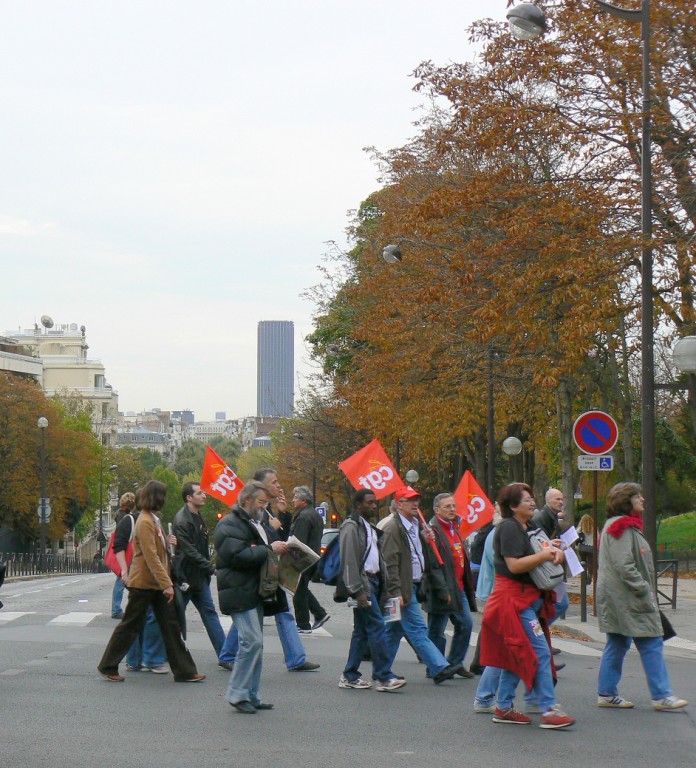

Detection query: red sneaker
xmin=540 ymin=708 xmax=575 ymax=729
xmin=492 ymin=707 xmax=532 ymax=724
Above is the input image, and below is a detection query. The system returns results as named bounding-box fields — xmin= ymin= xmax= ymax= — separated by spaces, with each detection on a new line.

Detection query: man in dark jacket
xmin=290 ymin=486 xmax=330 ymax=633
xmin=214 ymin=480 xmax=289 ymax=713
xmin=531 ymin=488 xmax=570 ymax=627
xmin=425 ymin=493 xmax=477 ymax=677
xmin=172 ymin=483 xmax=226 ymax=656
xmin=381 ymin=486 xmax=458 ymax=684
xmin=338 ymin=489 xmax=405 ymax=692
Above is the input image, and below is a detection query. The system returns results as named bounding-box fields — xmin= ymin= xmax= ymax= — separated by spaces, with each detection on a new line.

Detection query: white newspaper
xmin=383 ymin=597 xmax=401 ymax=623
xmin=278 ymin=535 xmax=320 ymax=595
xmin=558 ymin=525 xmax=584 ymax=576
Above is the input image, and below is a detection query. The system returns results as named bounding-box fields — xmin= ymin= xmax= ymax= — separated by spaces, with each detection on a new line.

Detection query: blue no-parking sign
xmin=572 ymin=410 xmax=619 ymax=455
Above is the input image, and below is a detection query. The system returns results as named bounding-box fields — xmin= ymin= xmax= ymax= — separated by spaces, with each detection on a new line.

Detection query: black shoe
xmin=433 ymin=665 xmax=458 ymax=685
xmin=291 ymin=662 xmax=320 ymax=671
xmin=230 ymin=701 xmax=257 ymax=714
xmin=253 ymin=702 xmax=274 ymax=710
xmin=455 ymin=666 xmax=475 ymax=679
xmin=111 ymin=613 xmax=124 ymax=619
xmin=218 ymin=661 xmax=234 ymax=671
xmin=552 ymin=647 xmax=561 ymax=655
xmin=311 ymin=614 xmax=331 ymax=631
xmin=554 ymin=662 xmax=566 ymax=672
xmin=469 ymin=664 xmax=484 ymax=676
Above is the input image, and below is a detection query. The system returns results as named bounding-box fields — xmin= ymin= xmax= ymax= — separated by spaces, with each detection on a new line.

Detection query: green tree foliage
xmin=152 ymin=466 xmax=182 ymax=526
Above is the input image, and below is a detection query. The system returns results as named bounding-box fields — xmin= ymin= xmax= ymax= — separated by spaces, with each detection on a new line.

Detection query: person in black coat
xmin=424 ymin=493 xmax=477 ymax=677
xmin=214 ymin=481 xmax=289 ymax=713
xmin=290 ymin=486 xmax=330 ymax=633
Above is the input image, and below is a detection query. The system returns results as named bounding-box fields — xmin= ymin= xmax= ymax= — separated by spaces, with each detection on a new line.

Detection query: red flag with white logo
xmin=200 ymin=445 xmax=244 ymax=506
xmin=338 ymin=439 xmax=403 ymax=500
xmin=454 ymin=470 xmax=495 ymax=539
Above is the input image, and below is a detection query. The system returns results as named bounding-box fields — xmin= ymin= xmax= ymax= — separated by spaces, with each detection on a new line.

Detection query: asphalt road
xmin=1 ymin=574 xmax=695 ymax=768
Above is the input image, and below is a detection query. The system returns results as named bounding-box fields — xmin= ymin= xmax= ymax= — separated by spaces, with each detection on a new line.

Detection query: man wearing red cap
xmin=381 ymin=486 xmax=458 ymax=684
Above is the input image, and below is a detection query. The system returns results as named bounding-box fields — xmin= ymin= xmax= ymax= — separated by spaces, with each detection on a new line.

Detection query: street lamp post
xmin=98 ymin=460 xmax=118 ymax=560
xmin=37 ymin=417 xmax=48 ymax=572
xmin=507 ymin=0 xmax=657 ymax=559
xmin=672 ymin=336 xmax=696 ymax=433
xmin=502 ymin=436 xmax=523 ymax=483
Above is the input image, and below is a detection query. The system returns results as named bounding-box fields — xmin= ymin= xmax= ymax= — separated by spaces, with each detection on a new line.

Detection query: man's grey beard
xmin=250 ymin=508 xmax=266 ymax=522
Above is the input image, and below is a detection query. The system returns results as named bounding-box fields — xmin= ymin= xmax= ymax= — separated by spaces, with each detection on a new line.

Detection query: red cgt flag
xmin=453 ymin=470 xmax=495 ymax=539
xmin=200 ymin=446 xmax=244 ymax=506
xmin=338 ymin=439 xmax=403 ymax=500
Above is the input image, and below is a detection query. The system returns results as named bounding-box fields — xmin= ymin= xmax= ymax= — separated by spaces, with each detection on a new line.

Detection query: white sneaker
xmin=524 ymin=702 xmax=542 ymax=714
xmin=652 ymin=696 xmax=688 ymax=711
xmin=146 ymin=665 xmax=170 ymax=674
xmin=473 ymin=701 xmax=496 ymax=713
xmin=338 ymin=675 xmax=372 ymax=690
xmin=375 ymin=677 xmax=406 ymax=692
xmin=598 ymin=695 xmax=634 ymax=708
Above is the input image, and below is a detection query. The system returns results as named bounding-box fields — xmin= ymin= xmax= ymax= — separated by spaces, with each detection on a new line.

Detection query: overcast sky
xmin=1 ymin=0 xmax=496 ymax=421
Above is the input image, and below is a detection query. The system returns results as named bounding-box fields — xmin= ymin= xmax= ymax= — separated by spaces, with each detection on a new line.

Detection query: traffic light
xmin=330 ymin=512 xmax=339 ymax=529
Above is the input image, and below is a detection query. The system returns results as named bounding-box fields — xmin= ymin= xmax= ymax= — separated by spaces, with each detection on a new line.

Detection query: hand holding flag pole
xmin=416 ymin=508 xmax=444 ymax=566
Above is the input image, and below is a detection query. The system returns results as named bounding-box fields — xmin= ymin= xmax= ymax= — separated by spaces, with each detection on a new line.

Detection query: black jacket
xmin=531 ymin=505 xmax=562 ymax=539
xmin=172 ymin=504 xmax=215 ymax=591
xmin=290 ymin=504 xmax=324 ymax=554
xmin=423 ymin=516 xmax=477 ymax=615
xmin=214 ymin=505 xmax=270 ymax=614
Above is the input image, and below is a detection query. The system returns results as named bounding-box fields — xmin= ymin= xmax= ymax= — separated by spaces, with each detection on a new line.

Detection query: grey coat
xmin=596 ymin=518 xmax=661 ymax=637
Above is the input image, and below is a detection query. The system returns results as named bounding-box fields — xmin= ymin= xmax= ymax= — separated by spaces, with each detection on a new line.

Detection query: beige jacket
xmin=128 ymin=511 xmax=173 ymax=591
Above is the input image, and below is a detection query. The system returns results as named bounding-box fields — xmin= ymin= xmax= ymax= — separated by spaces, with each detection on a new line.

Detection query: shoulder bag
xmin=104 ymin=514 xmax=135 ymax=577
xmin=527 ymin=527 xmax=564 ymax=591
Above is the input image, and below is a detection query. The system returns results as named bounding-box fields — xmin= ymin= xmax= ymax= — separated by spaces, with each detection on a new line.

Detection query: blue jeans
xmin=225 ymin=606 xmax=264 ymax=706
xmin=220 ymin=611 xmax=306 ymax=670
xmin=344 ymin=577 xmax=395 ymax=683
xmin=182 ymin=581 xmax=226 ymax=655
xmin=497 ymin=598 xmax=555 ymax=712
xmin=551 ymin=582 xmax=569 ymax=625
xmin=598 ymin=633 xmax=672 ymax=700
xmin=474 ymin=665 xmax=536 ymax=707
xmin=427 ymin=589 xmax=473 ymax=667
xmin=111 ymin=576 xmax=125 ymax=616
xmin=385 ymin=586 xmax=449 ymax=676
xmin=125 ymin=606 xmax=166 ymax=668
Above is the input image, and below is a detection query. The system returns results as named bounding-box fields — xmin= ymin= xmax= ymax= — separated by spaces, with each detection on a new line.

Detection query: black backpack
xmin=470 ymin=522 xmax=493 ymax=565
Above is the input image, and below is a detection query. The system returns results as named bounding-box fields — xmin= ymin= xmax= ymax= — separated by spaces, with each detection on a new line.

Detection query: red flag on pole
xmin=453 ymin=470 xmax=495 ymax=539
xmin=338 ymin=439 xmax=403 ymax=500
xmin=200 ymin=445 xmax=244 ymax=506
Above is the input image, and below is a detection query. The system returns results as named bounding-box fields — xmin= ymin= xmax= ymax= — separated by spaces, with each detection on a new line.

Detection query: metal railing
xmin=656 ymin=559 xmax=679 ymax=609
xmin=0 ymin=552 xmax=99 ymax=577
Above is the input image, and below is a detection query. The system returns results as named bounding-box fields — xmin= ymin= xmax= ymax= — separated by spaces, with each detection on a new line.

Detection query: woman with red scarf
xmin=596 ymin=482 xmax=688 ymax=711
xmin=480 ymin=483 xmax=575 ymax=729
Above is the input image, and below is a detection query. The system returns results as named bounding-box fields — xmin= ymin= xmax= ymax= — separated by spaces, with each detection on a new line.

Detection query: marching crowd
xmin=97 ymin=469 xmax=689 ymax=728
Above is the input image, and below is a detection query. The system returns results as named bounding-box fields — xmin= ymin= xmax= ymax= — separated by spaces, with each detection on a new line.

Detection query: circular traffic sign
xmin=573 ymin=410 xmax=619 ymax=455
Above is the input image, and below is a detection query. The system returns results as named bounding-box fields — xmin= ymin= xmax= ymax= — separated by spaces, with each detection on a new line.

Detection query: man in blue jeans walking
xmin=218 ymin=468 xmax=320 ymax=673
xmin=338 ymin=489 xmax=405 ymax=692
xmin=172 ymin=482 xmax=226 ymax=657
xmin=381 ymin=486 xmax=458 ymax=685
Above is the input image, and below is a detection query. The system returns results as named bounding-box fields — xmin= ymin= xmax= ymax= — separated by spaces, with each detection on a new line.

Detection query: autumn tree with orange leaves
xmin=308 ymin=0 xmax=695 ymax=516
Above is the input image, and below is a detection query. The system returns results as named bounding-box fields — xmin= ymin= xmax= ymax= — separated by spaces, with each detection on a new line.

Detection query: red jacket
xmin=480 ymin=575 xmax=556 ymax=690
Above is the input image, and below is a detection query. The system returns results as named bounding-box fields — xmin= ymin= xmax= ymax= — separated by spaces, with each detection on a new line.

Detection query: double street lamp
xmin=98 ymin=460 xmax=119 ymax=560
xmin=507 ymin=1 xmax=658 ymax=557
xmin=37 ymin=417 xmax=48 ymax=571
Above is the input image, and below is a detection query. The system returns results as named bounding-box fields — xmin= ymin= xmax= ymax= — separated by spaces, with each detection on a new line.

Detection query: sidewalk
xmin=555 ymin=576 xmax=696 ymax=660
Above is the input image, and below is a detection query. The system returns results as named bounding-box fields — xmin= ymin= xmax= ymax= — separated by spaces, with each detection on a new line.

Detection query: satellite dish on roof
xmin=40 ymin=315 xmax=54 ymax=329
